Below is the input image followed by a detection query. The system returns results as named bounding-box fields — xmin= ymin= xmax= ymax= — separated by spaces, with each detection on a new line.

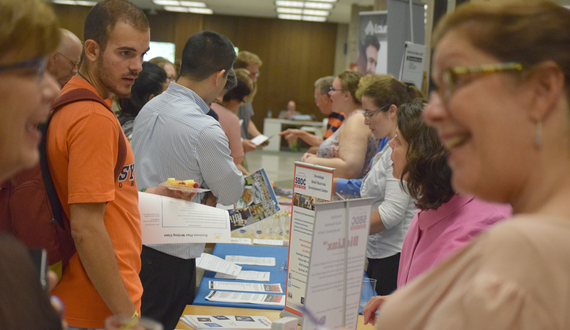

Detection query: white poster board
xmin=399 ymin=41 xmax=427 ymax=90
xmin=301 ymin=199 xmax=373 ymax=330
xmin=283 ymin=162 xmax=334 ymax=317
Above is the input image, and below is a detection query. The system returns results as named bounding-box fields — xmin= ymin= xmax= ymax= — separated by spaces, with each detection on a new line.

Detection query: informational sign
xmin=138 ymin=192 xmax=231 ymax=244
xmin=301 ymin=199 xmax=373 ymax=330
xmin=399 ymin=42 xmax=427 ymax=90
xmin=283 ymin=162 xmax=334 ymax=317
xmin=357 ymin=11 xmax=388 ymax=75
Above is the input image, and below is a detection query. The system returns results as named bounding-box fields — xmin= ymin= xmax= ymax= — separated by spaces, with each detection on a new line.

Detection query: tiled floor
xmin=244 ymin=149 xmax=305 ymax=190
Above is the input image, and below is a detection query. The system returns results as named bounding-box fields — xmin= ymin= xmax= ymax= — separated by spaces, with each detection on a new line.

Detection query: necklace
xmin=77 ymin=72 xmax=93 ymax=87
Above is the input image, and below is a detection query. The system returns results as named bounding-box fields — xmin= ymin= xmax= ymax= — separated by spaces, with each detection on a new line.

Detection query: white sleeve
xmin=377 ymin=151 xmax=413 ymax=230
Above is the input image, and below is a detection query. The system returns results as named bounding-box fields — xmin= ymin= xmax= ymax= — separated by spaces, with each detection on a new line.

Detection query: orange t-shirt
xmin=47 ymin=77 xmax=142 ymax=328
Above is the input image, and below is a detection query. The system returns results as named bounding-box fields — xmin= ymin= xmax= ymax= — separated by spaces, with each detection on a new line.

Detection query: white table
xmin=263 ymin=118 xmax=324 ymax=152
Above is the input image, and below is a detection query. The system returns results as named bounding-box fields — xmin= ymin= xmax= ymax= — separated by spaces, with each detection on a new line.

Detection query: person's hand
xmin=259 ymin=140 xmax=270 ymax=147
xmin=279 ymin=129 xmax=301 ymax=142
xmin=242 ymin=139 xmax=257 ymax=153
xmin=201 ymin=191 xmax=217 ymax=206
xmin=301 ymin=152 xmax=316 ymax=162
xmin=145 ymin=184 xmax=197 ymax=201
xmin=362 ymin=295 xmax=390 ymax=325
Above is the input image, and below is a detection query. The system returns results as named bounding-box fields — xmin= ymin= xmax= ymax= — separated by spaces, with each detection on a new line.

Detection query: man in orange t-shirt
xmin=46 ymin=1 xmax=191 ymax=328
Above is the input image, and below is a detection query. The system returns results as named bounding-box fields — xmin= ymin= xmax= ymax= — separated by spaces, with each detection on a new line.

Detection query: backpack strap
xmin=41 ymin=88 xmax=127 ymax=227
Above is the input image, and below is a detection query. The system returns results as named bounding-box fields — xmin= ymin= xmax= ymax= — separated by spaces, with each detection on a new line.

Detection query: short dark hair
xmin=118 ymin=62 xmax=166 ymax=117
xmin=363 ymin=35 xmax=380 ymax=51
xmin=397 ymin=99 xmax=454 ymax=210
xmin=179 ymin=31 xmax=236 ymax=81
xmin=84 ymin=0 xmax=149 ymax=51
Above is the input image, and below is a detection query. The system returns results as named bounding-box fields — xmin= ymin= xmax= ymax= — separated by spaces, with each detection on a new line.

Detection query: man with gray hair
xmin=45 ymin=28 xmax=82 ymax=87
xmin=279 ymin=76 xmax=346 ymax=147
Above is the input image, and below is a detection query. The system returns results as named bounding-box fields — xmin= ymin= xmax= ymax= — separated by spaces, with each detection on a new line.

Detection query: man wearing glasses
xmin=45 ymin=29 xmax=82 ymax=87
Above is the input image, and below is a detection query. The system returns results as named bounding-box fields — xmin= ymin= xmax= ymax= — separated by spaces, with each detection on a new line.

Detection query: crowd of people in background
xmin=2 ymin=0 xmax=570 ymax=329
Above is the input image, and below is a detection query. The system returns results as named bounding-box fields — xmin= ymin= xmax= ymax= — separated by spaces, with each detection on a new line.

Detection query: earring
xmin=535 ymin=121 xmax=543 ymax=148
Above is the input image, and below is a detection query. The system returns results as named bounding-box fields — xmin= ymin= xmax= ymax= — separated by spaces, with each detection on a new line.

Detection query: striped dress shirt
xmin=131 ymin=82 xmax=244 ymax=259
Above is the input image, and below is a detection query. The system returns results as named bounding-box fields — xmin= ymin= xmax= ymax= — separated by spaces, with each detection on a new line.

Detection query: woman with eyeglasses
xmin=373 ymin=1 xmax=570 ymax=329
xmin=361 ymin=99 xmax=510 ymax=325
xmin=357 ymin=75 xmax=423 ymax=295
xmin=302 ymin=70 xmax=379 ymax=180
xmin=0 ymin=0 xmax=64 ymax=328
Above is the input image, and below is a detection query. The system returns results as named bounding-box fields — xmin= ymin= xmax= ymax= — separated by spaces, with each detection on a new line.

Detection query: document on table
xmin=196 ymin=253 xmax=241 ymax=277
xmin=225 ymin=256 xmax=276 ymax=266
xmin=206 ymin=291 xmax=285 ymax=306
xmin=138 ymin=192 xmax=231 ymax=244
xmin=208 ymin=281 xmax=283 ymax=293
xmin=215 ymin=270 xmax=271 ymax=282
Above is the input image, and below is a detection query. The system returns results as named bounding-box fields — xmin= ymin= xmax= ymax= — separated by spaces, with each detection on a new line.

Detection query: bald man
xmin=46 ymin=28 xmax=82 ymax=87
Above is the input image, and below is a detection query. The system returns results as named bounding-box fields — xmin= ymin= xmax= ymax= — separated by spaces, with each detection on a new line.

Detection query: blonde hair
xmin=337 ymin=70 xmax=363 ymax=105
xmin=0 ymin=0 xmax=60 ymax=63
xmin=148 ymin=56 xmax=174 ymax=70
xmin=356 ymin=74 xmax=424 ymax=108
xmin=235 ymin=68 xmax=255 ymax=103
xmin=233 ymin=51 xmax=263 ymax=69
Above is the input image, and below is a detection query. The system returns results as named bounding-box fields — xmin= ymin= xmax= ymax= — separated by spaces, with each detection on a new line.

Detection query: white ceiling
xmin=128 ymin=0 xmax=375 ymax=24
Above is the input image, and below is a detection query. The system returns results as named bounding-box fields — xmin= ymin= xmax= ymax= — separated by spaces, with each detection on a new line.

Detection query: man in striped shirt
xmin=131 ymin=31 xmax=244 ymax=330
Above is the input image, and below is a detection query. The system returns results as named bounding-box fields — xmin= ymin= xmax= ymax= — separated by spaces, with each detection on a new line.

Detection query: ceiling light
xmin=163 ymin=6 xmax=213 ymax=14
xmin=153 ymin=0 xmax=179 ymax=5
xmin=53 ymin=0 xmax=97 ymax=5
xmin=187 ymin=7 xmax=213 ymax=14
xmin=154 ymin=0 xmax=207 ymax=7
xmin=278 ymin=14 xmax=303 ymax=20
xmin=302 ymin=16 xmax=327 ymax=21
xmin=277 ymin=7 xmax=303 ymax=14
xmin=278 ymin=14 xmax=327 ymax=22
xmin=163 ymin=5 xmax=188 ymax=12
xmin=304 ymin=2 xmax=333 ymax=9
xmin=308 ymin=0 xmax=336 ymax=2
xmin=302 ymin=9 xmax=329 ymax=16
xmin=180 ymin=1 xmax=207 ymax=7
xmin=276 ymin=1 xmax=304 ymax=7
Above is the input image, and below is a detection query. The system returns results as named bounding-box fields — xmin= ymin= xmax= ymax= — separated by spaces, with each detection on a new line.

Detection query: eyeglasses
xmin=167 ymin=76 xmax=176 ymax=82
xmin=329 ymin=87 xmax=342 ymax=93
xmin=0 ymin=57 xmax=47 ymax=80
xmin=435 ymin=62 xmax=524 ymax=102
xmin=250 ymin=71 xmax=260 ymax=78
xmin=57 ymin=52 xmax=80 ymax=69
xmin=363 ymin=104 xmax=389 ymax=119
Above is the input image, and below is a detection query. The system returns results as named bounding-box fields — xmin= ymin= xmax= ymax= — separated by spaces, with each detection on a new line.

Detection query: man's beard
xmin=96 ymin=56 xmax=136 ymax=98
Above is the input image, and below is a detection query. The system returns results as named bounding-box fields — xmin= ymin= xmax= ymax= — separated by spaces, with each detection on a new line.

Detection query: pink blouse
xmin=397 ymin=195 xmax=511 ymax=287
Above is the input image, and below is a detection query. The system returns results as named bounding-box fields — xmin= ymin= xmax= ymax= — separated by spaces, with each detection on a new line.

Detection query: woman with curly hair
xmin=362 ymin=99 xmax=511 ymax=325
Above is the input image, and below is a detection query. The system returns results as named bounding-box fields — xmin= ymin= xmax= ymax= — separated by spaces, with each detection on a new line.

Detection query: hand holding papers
xmin=251 ymin=134 xmax=271 ymax=146
xmin=138 ymin=192 xmax=231 ymax=244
